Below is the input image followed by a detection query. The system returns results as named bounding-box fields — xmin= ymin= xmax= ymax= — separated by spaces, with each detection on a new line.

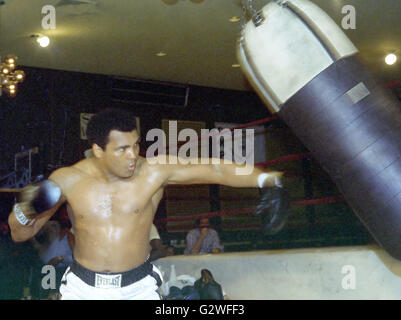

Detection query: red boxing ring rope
xmin=154 ymin=195 xmax=344 ymax=225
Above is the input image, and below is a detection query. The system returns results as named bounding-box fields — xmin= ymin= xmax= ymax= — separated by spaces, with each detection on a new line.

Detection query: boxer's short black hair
xmin=86 ymin=108 xmax=137 ymax=149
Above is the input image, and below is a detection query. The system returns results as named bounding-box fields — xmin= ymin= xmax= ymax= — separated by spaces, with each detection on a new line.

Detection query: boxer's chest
xmin=66 ymin=175 xmax=156 ymax=220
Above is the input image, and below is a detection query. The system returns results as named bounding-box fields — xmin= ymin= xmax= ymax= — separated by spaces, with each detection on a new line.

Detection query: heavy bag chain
xmin=240 ymin=0 xmax=266 ymax=29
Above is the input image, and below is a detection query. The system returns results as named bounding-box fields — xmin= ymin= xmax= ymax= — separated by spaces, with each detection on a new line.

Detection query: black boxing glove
xmin=13 ymin=180 xmax=62 ymax=226
xmin=256 ymin=174 xmax=290 ymax=235
xmin=201 ymin=281 xmax=224 ymax=300
xmin=194 ymin=269 xmax=224 ymax=300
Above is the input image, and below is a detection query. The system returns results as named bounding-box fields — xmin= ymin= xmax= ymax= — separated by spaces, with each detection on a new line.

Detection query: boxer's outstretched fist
xmin=14 ymin=180 xmax=61 ymax=225
xmin=256 ymin=182 xmax=290 ymax=235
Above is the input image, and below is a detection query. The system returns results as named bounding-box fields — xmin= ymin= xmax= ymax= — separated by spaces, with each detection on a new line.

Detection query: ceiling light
xmin=156 ymin=52 xmax=167 ymax=57
xmin=37 ymin=35 xmax=50 ymax=48
xmin=232 ymin=63 xmax=241 ymax=68
xmin=385 ymin=53 xmax=397 ymax=65
xmin=5 ymin=57 xmax=15 ymax=64
xmin=229 ymin=16 xmax=241 ymax=22
xmin=30 ymin=34 xmax=50 ymax=48
xmin=15 ymin=71 xmax=25 ymax=81
xmin=1 ymin=66 xmax=9 ymax=74
xmin=0 ymin=55 xmax=25 ymax=97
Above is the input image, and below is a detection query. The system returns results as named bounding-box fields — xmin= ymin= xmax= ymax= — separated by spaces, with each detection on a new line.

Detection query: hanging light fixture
xmin=385 ymin=53 xmax=397 ymax=66
xmin=0 ymin=55 xmax=25 ymax=97
xmin=37 ymin=35 xmax=50 ymax=48
xmin=30 ymin=34 xmax=51 ymax=48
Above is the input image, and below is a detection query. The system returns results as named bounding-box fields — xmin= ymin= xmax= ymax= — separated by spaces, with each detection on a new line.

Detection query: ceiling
xmin=0 ymin=0 xmax=400 ymax=91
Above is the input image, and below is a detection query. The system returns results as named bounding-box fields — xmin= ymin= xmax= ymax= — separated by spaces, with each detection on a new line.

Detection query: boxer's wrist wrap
xmin=258 ymin=173 xmax=282 ymax=188
xmin=13 ymin=203 xmax=32 ymax=226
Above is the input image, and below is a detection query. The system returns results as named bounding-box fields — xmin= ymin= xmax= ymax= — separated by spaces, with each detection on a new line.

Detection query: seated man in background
xmin=149 ymin=223 xmax=173 ymax=262
xmin=184 ymin=218 xmax=223 ymax=255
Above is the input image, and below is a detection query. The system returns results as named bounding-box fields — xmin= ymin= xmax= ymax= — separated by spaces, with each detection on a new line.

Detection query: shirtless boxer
xmin=8 ymin=109 xmax=288 ymax=300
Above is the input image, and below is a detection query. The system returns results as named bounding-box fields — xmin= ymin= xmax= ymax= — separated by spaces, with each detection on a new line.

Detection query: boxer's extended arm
xmin=162 ymin=156 xmax=282 ymax=188
xmin=159 ymin=156 xmax=289 ymax=236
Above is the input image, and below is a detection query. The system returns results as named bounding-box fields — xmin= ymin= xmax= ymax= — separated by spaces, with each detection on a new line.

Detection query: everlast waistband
xmin=70 ymin=259 xmax=154 ymax=288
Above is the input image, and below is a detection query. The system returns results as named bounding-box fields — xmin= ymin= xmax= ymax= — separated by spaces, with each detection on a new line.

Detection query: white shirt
xmin=149 ymin=224 xmax=160 ymax=241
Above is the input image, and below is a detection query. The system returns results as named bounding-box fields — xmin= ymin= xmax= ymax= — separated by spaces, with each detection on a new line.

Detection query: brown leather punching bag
xmin=237 ymin=0 xmax=401 ymax=259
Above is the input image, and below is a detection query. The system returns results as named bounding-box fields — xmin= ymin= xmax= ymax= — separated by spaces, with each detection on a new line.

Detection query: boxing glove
xmin=256 ymin=183 xmax=290 ymax=235
xmin=13 ymin=180 xmax=62 ymax=226
xmin=194 ymin=269 xmax=224 ymax=300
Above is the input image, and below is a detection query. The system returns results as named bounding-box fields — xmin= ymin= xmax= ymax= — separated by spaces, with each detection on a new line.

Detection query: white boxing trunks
xmin=59 ymin=259 xmax=163 ymax=300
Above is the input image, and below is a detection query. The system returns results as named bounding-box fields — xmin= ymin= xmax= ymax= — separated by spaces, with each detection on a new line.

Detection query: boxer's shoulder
xmin=139 ymin=156 xmax=165 ymax=174
xmin=50 ymin=164 xmax=84 ymax=178
xmin=72 ymin=158 xmax=93 ymax=173
xmin=49 ymin=164 xmax=87 ymax=192
xmin=143 ymin=155 xmax=182 ymax=171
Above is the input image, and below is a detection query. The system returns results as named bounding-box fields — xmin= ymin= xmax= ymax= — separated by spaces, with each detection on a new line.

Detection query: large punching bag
xmin=237 ymin=0 xmax=401 ymax=260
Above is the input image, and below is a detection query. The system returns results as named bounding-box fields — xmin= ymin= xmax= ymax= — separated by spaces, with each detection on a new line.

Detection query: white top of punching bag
xmin=238 ymin=0 xmax=358 ymax=113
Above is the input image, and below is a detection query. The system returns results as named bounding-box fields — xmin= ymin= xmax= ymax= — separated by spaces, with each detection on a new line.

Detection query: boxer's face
xmin=102 ymin=129 xmax=140 ymax=178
